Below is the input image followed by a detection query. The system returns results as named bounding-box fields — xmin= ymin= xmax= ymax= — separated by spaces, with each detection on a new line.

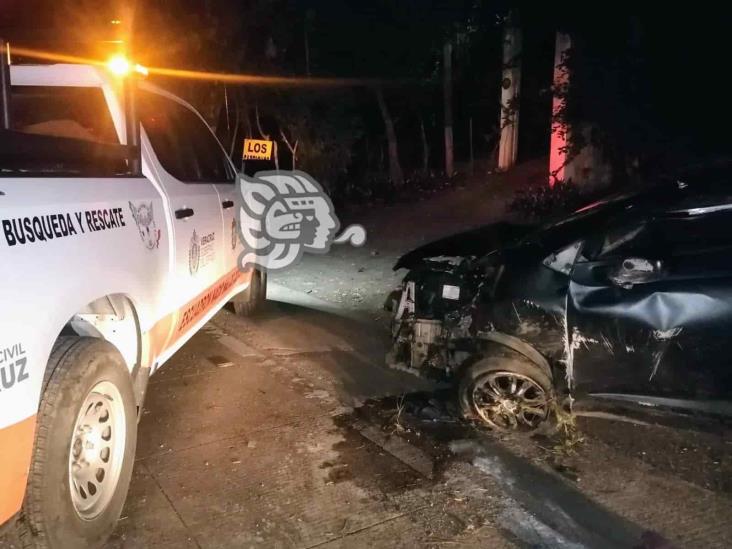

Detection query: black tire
xmin=231 ymin=269 xmax=266 ymax=316
xmin=16 ymin=337 xmax=137 ymax=549
xmin=458 ymin=348 xmax=553 ymax=431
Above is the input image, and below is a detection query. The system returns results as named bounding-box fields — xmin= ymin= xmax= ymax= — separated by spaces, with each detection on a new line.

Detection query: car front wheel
xmin=16 ymin=337 xmax=137 ymax=549
xmin=458 ymin=349 xmax=553 ymax=431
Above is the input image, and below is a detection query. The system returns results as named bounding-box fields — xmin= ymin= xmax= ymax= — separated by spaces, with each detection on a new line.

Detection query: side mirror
xmin=608 ymin=257 xmax=664 ymax=289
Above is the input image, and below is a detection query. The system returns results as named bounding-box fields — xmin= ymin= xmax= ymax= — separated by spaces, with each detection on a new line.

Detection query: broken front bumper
xmin=386 ymin=263 xmax=479 ymax=377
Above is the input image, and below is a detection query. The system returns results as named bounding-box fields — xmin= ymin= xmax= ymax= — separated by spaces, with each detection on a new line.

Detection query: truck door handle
xmin=222 ymin=200 xmax=234 ymax=209
xmin=175 ymin=208 xmax=195 ymax=220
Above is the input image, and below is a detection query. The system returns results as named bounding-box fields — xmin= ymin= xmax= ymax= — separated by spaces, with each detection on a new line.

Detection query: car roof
xmin=523 ymin=167 xmax=732 ymax=252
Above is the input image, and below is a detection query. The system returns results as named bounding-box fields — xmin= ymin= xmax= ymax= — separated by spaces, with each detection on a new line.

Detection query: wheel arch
xmin=40 ymin=293 xmax=151 ymax=410
xmin=64 ymin=294 xmax=143 ymax=375
xmin=471 ymin=331 xmax=554 ymax=381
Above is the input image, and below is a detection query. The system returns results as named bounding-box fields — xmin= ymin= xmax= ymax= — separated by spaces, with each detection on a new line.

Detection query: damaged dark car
xmin=386 ymin=176 xmax=732 ymax=430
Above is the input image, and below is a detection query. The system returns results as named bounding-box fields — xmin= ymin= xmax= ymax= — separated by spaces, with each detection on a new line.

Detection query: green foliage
xmin=508 ymin=179 xmax=582 ymax=219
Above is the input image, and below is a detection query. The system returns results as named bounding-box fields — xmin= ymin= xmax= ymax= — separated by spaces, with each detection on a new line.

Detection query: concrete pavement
xmin=3 ymin=283 xmax=728 ymax=548
xmin=104 ymin=284 xmax=731 ymax=548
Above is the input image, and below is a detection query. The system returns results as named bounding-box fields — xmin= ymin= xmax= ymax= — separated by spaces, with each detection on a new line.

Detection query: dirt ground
xmin=2 ymin=162 xmax=730 ymax=548
xmin=270 ymin=160 xmax=546 ymax=319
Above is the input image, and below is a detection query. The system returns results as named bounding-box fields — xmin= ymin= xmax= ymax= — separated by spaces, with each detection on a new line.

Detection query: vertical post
xmin=443 ymin=41 xmax=454 ymax=177
xmin=419 ymin=115 xmax=429 ymax=177
xmin=497 ymin=17 xmax=522 ymax=171
xmin=304 ymin=26 xmax=311 ymax=77
xmin=124 ymin=79 xmax=140 ymax=175
xmin=549 ymin=32 xmax=571 ymax=186
xmin=469 ymin=117 xmax=474 ymax=175
xmin=0 ymin=40 xmax=11 ymax=130
xmin=305 ymin=9 xmax=314 ymax=78
xmin=223 ymin=85 xmax=231 ymax=132
xmin=376 ymin=87 xmax=404 ymax=187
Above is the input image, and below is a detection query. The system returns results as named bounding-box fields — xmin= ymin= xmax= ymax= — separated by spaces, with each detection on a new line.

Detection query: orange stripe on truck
xmin=0 ymin=415 xmax=36 ymax=525
xmin=147 ymin=269 xmax=249 ymax=363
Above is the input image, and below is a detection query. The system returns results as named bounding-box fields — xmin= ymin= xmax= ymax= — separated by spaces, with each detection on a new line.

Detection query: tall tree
xmin=375 ymin=87 xmax=404 ymax=187
xmin=443 ymin=40 xmax=454 ymax=176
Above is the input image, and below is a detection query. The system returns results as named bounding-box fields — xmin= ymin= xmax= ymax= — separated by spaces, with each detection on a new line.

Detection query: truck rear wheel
xmin=17 ymin=337 xmax=137 ymax=549
xmin=231 ymin=269 xmax=267 ymax=316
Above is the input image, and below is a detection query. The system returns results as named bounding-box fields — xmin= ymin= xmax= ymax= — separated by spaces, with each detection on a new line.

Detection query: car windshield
xmin=512 ymin=189 xmax=645 ymax=256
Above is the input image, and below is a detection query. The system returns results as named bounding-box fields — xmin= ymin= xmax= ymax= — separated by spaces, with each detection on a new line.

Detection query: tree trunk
xmin=443 ymin=41 xmax=454 ymax=177
xmin=254 ymin=103 xmax=279 ymax=171
xmin=549 ymin=32 xmax=570 ymax=186
xmin=469 ymin=117 xmax=474 ymax=175
xmin=419 ymin=114 xmax=429 ymax=177
xmin=375 ymin=87 xmax=404 ymax=188
xmin=304 ymin=26 xmax=311 ymax=77
xmin=228 ymin=93 xmax=241 ymax=159
xmin=280 ymin=128 xmax=298 ymax=170
xmin=497 ymin=19 xmax=522 ymax=171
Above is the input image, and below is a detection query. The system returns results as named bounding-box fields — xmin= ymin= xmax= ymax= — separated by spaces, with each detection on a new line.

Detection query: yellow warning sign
xmin=243 ymin=139 xmax=273 ymax=160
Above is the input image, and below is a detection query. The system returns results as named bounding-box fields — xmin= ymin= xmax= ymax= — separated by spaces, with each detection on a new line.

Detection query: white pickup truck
xmin=0 ymin=54 xmax=266 ymax=548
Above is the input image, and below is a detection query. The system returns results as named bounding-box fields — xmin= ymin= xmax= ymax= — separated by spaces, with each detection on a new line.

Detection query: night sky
xmin=2 ymin=1 xmax=730 ymax=183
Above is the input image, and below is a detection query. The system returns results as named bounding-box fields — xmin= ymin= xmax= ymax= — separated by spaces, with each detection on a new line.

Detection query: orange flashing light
xmin=107 ymin=54 xmax=131 ymax=77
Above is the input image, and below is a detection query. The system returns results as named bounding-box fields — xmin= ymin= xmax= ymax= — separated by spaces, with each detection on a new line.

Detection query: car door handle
xmin=175 ymin=207 xmax=195 ymax=220
xmin=222 ymin=200 xmax=234 ymax=209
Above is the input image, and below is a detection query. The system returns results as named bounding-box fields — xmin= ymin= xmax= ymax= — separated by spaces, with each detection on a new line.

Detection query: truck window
xmin=139 ymin=92 xmax=235 ymax=184
xmin=0 ymin=86 xmax=133 ymax=177
xmin=11 ymin=86 xmax=118 ymax=143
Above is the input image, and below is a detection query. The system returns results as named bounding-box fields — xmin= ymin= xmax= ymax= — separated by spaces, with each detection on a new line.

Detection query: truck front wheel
xmin=231 ymin=269 xmax=267 ymax=316
xmin=17 ymin=337 xmax=137 ymax=549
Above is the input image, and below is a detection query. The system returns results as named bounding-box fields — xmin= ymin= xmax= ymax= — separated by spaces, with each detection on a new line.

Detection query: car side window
xmin=598 ymin=222 xmax=650 ymax=259
xmin=655 ymin=210 xmax=732 ymax=256
xmin=577 ymin=217 xmax=653 ymax=262
xmin=139 ymin=92 xmax=235 ymax=183
xmin=543 ymin=240 xmax=583 ymax=274
xmin=582 ymin=208 xmax=732 ymax=263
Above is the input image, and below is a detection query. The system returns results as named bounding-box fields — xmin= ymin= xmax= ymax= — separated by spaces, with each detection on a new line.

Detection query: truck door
xmin=567 ymin=209 xmax=732 ymax=401
xmin=138 ymin=90 xmax=230 ymax=334
xmin=213 ymin=181 xmax=240 ymax=275
xmin=212 ymin=173 xmax=239 ymax=275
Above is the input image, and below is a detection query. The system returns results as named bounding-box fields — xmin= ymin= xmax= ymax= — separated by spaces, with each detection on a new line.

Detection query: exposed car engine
xmin=386 ymin=256 xmax=487 ymax=378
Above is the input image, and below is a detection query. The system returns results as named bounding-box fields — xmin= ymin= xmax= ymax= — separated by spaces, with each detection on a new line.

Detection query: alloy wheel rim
xmin=68 ymin=380 xmax=126 ymax=520
xmin=471 ymin=371 xmax=549 ymax=430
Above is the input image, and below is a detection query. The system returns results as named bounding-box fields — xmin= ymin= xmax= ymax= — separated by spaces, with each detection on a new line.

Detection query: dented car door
xmin=567 ymin=209 xmax=732 ymax=403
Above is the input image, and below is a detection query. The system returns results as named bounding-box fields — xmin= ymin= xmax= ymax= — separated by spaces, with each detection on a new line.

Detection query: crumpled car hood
xmin=393 ymin=221 xmax=536 ymax=271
